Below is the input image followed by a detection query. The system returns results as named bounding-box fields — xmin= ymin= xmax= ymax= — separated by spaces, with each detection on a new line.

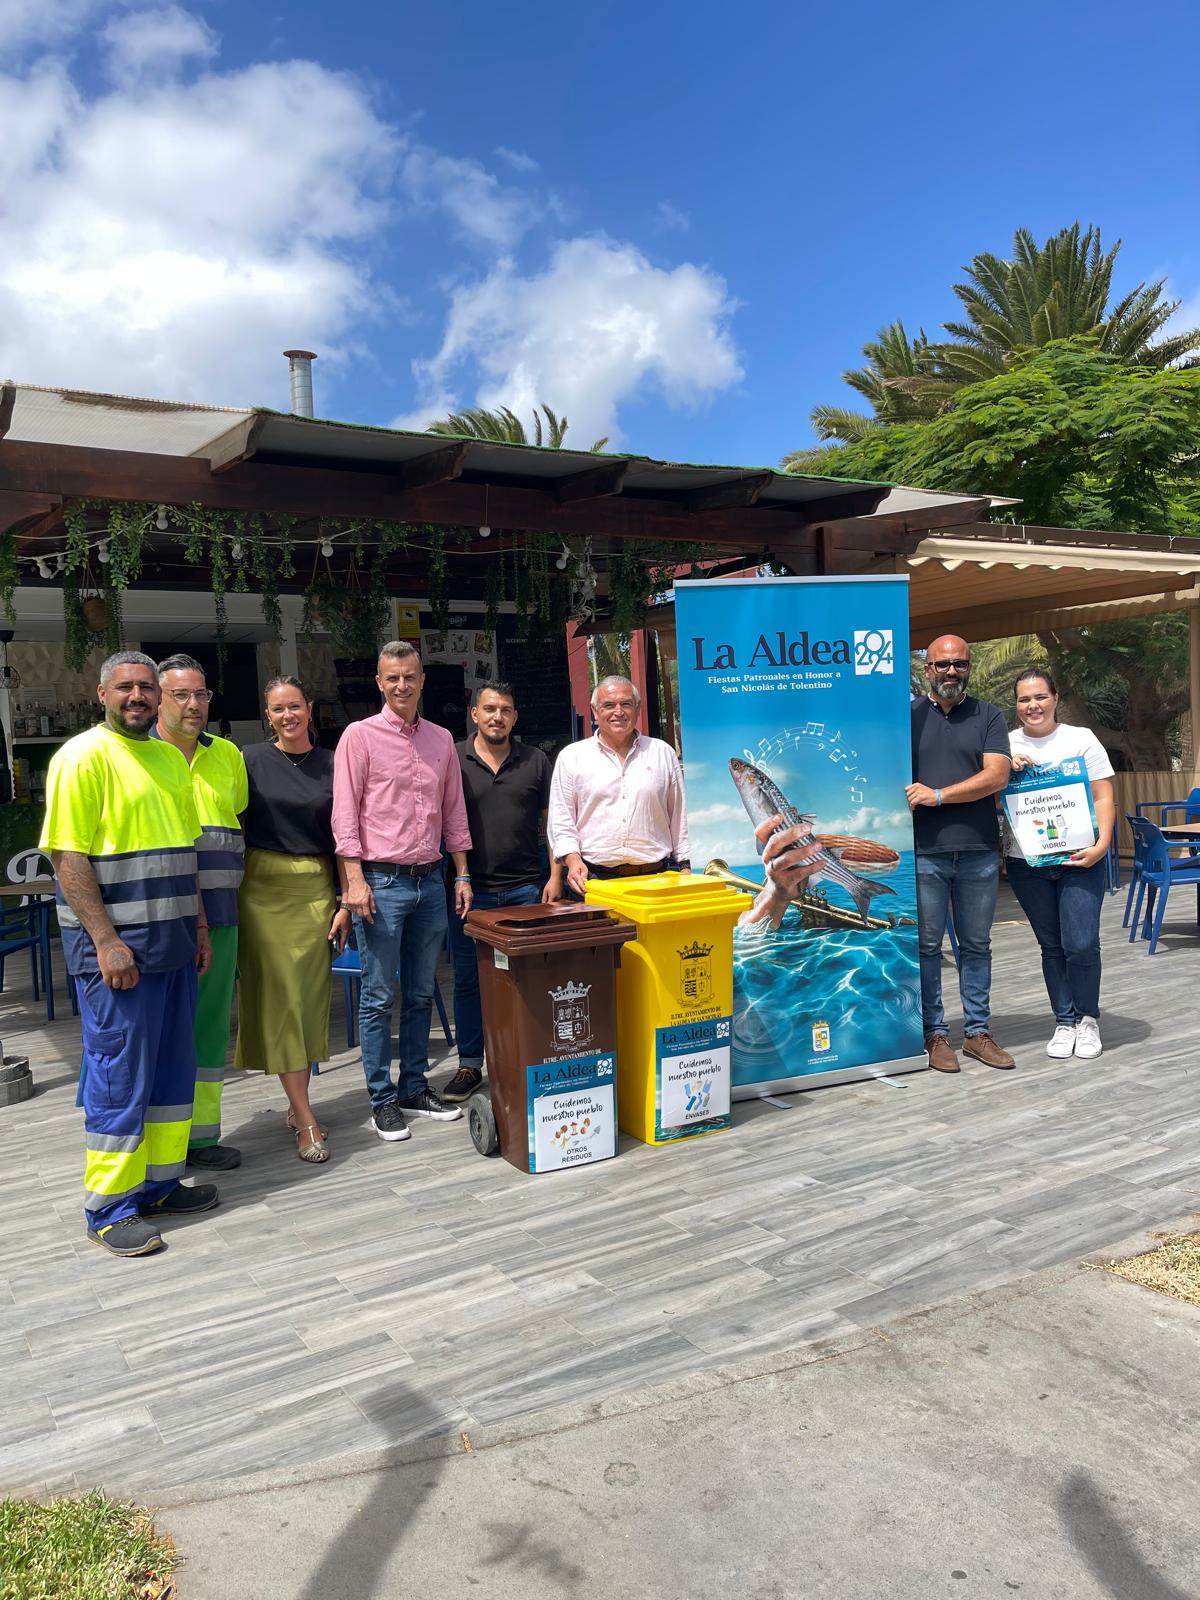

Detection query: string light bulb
xmin=320 ymin=538 xmax=334 ymax=558
xmin=36 ymin=558 xmax=52 ymax=579
xmin=155 ymin=506 xmax=169 ymax=531
xmin=555 ymin=542 xmax=571 ymax=571
xmin=231 ymin=541 xmax=243 ymax=560
xmin=96 ymin=540 xmax=110 ymax=565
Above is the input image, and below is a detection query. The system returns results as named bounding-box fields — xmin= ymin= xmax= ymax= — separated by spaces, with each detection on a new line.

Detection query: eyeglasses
xmin=929 ymin=660 xmax=970 ymax=672
xmin=166 ymin=689 xmax=213 ymax=704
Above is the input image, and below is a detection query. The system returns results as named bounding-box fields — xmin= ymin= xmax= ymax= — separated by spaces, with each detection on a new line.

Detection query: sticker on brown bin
xmin=549 ymin=979 xmax=593 ymax=1051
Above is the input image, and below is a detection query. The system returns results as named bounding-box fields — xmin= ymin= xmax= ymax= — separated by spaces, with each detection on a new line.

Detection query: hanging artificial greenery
xmin=483 ymin=555 xmax=503 ymax=633
xmin=427 ymin=525 xmax=449 ymax=632
xmin=0 ymin=532 xmax=17 ymax=622
xmin=41 ymin=500 xmax=706 ymax=661
xmin=304 ymin=576 xmax=391 ymax=660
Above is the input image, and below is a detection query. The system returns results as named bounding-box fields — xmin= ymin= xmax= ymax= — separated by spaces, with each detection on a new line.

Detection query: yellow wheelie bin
xmin=584 ymin=872 xmax=751 ymax=1144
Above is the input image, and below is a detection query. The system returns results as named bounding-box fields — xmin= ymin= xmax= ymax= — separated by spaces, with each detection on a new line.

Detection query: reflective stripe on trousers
xmin=78 ymin=963 xmax=198 ymax=1230
xmin=189 ymin=925 xmax=237 ymax=1147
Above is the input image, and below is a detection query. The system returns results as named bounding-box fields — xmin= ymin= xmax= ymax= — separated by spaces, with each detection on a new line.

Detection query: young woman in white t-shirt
xmin=1006 ymin=669 xmax=1116 ymax=1061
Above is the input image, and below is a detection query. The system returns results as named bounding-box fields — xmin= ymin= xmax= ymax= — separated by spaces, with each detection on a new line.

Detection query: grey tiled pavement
xmin=1 ymin=882 xmax=1197 ymax=1496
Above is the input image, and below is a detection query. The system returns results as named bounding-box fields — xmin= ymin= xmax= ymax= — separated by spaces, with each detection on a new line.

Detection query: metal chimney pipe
xmin=283 ymin=350 xmax=317 ymax=418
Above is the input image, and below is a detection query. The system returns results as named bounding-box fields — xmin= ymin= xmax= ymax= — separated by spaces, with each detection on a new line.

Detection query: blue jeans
xmin=916 ymin=850 xmax=1000 ymax=1038
xmin=1006 ymin=857 xmax=1104 ymax=1023
xmin=354 ymin=867 xmax=448 ymax=1107
xmin=448 ymin=882 xmax=542 ymax=1068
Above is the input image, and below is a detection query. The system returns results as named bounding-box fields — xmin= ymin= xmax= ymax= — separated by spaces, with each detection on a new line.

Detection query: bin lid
xmin=584 ymin=870 xmax=753 ymax=924
xmin=466 ymin=900 xmax=637 ymax=956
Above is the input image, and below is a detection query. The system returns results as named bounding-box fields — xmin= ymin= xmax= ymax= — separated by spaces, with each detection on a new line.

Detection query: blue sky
xmin=2 ymin=0 xmax=1197 ymax=467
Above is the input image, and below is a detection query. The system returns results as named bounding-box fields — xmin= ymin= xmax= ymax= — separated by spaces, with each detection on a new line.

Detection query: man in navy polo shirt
xmin=441 ymin=680 xmax=555 ymax=1102
xmin=907 ymin=635 xmax=1014 ymax=1074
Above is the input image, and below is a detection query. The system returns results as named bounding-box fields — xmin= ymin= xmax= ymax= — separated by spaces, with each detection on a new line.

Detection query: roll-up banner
xmin=674 ymin=576 xmax=924 ymax=1094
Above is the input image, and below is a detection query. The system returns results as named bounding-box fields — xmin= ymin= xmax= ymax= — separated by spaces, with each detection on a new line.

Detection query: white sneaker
xmin=1046 ymin=1023 xmax=1077 ymax=1059
xmin=1074 ymin=1016 xmax=1102 ymax=1059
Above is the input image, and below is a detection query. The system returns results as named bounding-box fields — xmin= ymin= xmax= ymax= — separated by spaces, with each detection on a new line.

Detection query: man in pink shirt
xmin=333 ymin=642 xmax=473 ymax=1141
xmin=548 ymin=675 xmax=690 ymax=897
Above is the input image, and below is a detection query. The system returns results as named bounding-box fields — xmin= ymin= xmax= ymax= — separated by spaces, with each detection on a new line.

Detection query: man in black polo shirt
xmin=908 ymin=634 xmax=1014 ymax=1074
xmin=441 ymin=681 xmax=555 ymax=1101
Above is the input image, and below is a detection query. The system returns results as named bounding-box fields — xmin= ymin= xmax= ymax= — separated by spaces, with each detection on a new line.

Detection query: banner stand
xmin=675 ymin=575 xmax=925 ymax=1095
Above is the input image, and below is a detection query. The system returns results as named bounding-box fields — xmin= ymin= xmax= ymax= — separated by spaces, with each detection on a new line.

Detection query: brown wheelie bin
xmin=464 ymin=902 xmax=636 ymax=1173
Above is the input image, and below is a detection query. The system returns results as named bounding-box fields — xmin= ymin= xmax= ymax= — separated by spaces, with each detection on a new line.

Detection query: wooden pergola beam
xmin=393 ymin=442 xmax=469 ymax=492
xmin=0 ymin=491 xmax=62 ymax=539
xmin=204 ymin=414 xmax=267 ymax=475
xmin=554 ymin=460 xmax=629 ymax=504
xmin=0 ymin=439 xmax=971 ymax=553
xmin=687 ymin=472 xmax=774 ymax=513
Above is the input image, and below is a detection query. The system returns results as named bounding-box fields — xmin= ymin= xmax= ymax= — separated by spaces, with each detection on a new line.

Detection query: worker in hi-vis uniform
xmin=41 ymin=650 xmax=216 ymax=1257
xmin=153 ymin=652 xmax=248 ymax=1172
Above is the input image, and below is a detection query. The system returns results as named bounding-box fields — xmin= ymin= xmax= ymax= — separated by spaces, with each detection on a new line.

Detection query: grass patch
xmin=0 ymin=1490 xmax=179 ymax=1600
xmin=1104 ymin=1230 xmax=1200 ymax=1309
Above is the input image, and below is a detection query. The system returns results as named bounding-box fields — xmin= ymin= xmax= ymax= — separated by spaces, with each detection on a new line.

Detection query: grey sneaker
xmin=187 ymin=1143 xmax=242 ymax=1171
xmin=396 ymin=1089 xmax=463 ymax=1122
xmin=441 ymin=1066 xmax=484 ymax=1102
xmin=90 ymin=1216 xmax=163 ymax=1256
xmin=371 ymin=1099 xmax=412 ymax=1142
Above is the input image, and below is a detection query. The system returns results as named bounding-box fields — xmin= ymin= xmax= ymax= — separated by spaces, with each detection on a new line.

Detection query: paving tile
xmin=0 ymin=895 xmax=1193 ymax=1493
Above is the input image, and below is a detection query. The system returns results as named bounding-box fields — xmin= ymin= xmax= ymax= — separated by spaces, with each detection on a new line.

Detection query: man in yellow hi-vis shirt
xmin=154 ymin=653 xmax=248 ymax=1172
xmin=41 ymin=651 xmax=216 ymax=1257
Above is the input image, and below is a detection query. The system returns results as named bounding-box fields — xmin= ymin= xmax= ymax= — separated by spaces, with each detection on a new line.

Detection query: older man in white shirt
xmin=548 ymin=675 xmax=690 ymax=898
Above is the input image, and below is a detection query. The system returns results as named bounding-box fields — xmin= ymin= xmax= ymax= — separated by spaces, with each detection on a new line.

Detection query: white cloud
xmin=0 ymin=0 xmax=107 ymax=53
xmin=399 ymin=146 xmax=543 ymax=250
xmin=0 ymin=27 xmax=396 ymax=404
xmin=494 ymin=144 xmax=538 ymax=174
xmin=100 ymin=3 xmax=217 ymax=82
xmin=655 ymin=200 xmax=690 ymax=232
xmin=689 ymin=801 xmax=745 ymax=827
xmin=404 ymin=236 xmax=743 ymax=445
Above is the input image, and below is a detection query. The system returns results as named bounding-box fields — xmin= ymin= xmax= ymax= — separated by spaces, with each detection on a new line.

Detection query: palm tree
xmin=811 ymin=321 xmax=950 ymax=443
xmin=803 ymin=224 xmax=1200 ymax=447
xmin=426 ymin=404 xmax=608 ymax=452
xmin=937 ymin=224 xmax=1199 ymax=380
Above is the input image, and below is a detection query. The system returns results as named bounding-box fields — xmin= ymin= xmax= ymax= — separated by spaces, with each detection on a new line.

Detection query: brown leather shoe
xmin=962 ymin=1032 xmax=1015 ymax=1070
xmin=925 ymin=1034 xmax=961 ymax=1073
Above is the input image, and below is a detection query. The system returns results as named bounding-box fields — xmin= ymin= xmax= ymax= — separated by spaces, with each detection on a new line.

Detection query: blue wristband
xmin=934 ymin=788 xmax=942 ymax=806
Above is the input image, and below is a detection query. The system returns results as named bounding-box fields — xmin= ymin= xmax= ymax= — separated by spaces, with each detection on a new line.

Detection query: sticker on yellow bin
xmin=584 ymin=871 xmax=751 ymax=1145
xmin=525 ymin=1052 xmax=616 ymax=1173
xmin=656 ymin=1016 xmax=732 ymax=1140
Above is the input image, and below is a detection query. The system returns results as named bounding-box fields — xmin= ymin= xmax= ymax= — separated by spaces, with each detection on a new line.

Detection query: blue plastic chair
xmin=0 ymin=898 xmax=55 ymax=1021
xmin=330 ymin=942 xmax=454 ymax=1051
xmin=1121 ymin=814 xmax=1147 ymax=929
xmin=1126 ymin=816 xmax=1200 ymax=954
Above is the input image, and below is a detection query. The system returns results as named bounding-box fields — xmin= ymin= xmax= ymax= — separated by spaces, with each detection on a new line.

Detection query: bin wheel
xmin=467 ymin=1091 xmax=500 ymax=1157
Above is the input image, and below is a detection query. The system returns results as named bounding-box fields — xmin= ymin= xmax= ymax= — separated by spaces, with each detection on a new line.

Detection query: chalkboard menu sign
xmin=498 ymin=621 xmax=572 ymax=759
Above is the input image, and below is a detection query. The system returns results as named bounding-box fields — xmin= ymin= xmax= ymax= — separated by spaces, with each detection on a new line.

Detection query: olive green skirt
xmin=234 ymin=848 xmax=334 ymax=1074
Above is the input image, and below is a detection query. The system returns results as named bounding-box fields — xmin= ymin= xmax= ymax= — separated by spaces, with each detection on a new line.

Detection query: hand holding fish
xmin=742 ymin=816 xmax=823 ymax=929
xmin=729 ymin=757 xmax=895 ymax=928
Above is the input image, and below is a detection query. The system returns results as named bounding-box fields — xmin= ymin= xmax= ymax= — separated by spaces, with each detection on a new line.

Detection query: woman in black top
xmin=234 ymin=676 xmax=349 ymax=1163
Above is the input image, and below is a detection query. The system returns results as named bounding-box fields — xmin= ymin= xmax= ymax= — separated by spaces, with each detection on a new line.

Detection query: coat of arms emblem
xmin=549 ymin=980 xmax=592 ymax=1049
xmin=678 ymin=940 xmax=713 ymax=1005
